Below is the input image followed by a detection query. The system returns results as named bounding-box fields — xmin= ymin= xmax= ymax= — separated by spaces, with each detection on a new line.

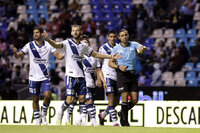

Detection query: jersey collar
xmin=34 ymin=41 xmax=45 ymax=48
xmin=71 ymin=38 xmax=80 ymax=45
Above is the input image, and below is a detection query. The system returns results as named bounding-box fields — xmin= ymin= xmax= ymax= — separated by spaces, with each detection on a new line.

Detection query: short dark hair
xmin=34 ymin=27 xmax=44 ymax=33
xmin=118 ymin=29 xmax=128 ymax=35
xmin=80 ymin=34 xmax=89 ymax=42
xmin=71 ymin=25 xmax=82 ymax=29
xmin=107 ymin=30 xmax=117 ymax=35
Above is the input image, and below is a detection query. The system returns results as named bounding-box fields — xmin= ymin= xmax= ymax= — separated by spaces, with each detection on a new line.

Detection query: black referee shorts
xmin=117 ymin=70 xmax=138 ymax=93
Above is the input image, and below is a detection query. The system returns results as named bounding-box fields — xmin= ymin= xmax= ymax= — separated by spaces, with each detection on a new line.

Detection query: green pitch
xmin=1 ymin=125 xmax=200 ymax=133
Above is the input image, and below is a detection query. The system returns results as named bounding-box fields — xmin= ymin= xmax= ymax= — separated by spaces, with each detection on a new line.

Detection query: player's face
xmin=107 ymin=33 xmax=117 ymax=44
xmin=119 ymin=30 xmax=129 ymax=43
xmin=71 ymin=26 xmax=82 ymax=39
xmin=82 ymin=39 xmax=90 ymax=46
xmin=33 ymin=29 xmax=42 ymax=40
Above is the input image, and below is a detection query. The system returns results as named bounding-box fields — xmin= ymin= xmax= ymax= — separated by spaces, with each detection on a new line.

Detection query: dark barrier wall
xmin=95 ymin=86 xmax=200 ymax=101
xmin=138 ymin=86 xmax=200 ymax=101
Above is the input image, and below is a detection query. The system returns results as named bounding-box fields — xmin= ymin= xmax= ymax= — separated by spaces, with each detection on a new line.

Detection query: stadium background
xmin=0 ymin=0 xmax=200 ymax=129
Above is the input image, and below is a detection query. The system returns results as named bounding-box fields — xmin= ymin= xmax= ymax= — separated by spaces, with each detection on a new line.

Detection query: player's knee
xmin=132 ymin=99 xmax=138 ymax=105
xmin=44 ymin=93 xmax=51 ymax=99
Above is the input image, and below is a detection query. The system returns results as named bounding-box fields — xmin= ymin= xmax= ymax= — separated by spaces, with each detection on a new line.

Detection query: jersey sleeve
xmin=98 ymin=46 xmax=104 ymax=54
xmin=83 ymin=43 xmax=93 ymax=56
xmin=96 ymin=59 xmax=101 ymax=68
xmin=134 ymin=41 xmax=143 ymax=49
xmin=50 ymin=45 xmax=57 ymax=53
xmin=20 ymin=43 xmax=29 ymax=55
xmin=61 ymin=40 xmax=68 ymax=49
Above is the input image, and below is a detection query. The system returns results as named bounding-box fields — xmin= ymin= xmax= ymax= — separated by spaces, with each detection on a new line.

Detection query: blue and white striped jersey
xmin=83 ymin=55 xmax=101 ymax=88
xmin=61 ymin=38 xmax=93 ymax=78
xmin=98 ymin=42 xmax=118 ymax=81
xmin=21 ymin=41 xmax=56 ymax=81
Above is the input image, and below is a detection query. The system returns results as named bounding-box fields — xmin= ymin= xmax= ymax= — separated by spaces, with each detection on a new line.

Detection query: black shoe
xmin=98 ymin=113 xmax=104 ymax=125
xmin=124 ymin=121 xmax=130 ymax=127
xmin=118 ymin=111 xmax=125 ymax=126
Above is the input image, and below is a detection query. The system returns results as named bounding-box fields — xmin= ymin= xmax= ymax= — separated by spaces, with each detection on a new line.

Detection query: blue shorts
xmin=105 ymin=78 xmax=119 ymax=96
xmin=65 ymin=76 xmax=86 ymax=96
xmin=85 ymin=87 xmax=95 ymax=101
xmin=29 ymin=79 xmax=51 ymax=95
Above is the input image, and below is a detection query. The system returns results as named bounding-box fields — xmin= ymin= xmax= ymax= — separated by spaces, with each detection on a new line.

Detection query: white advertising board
xmin=0 ymin=101 xmax=199 ymax=128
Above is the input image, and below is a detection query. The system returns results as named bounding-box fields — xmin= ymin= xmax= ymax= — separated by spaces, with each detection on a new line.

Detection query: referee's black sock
xmin=121 ymin=102 xmax=130 ymax=126
xmin=128 ymin=101 xmax=135 ymax=110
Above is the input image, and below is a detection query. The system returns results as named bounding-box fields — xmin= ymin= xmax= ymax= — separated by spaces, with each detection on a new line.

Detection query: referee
xmin=109 ymin=29 xmax=147 ymax=126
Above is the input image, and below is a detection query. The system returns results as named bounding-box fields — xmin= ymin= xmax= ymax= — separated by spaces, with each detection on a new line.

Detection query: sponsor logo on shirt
xmin=85 ymin=67 xmax=95 ymax=73
xmin=71 ymin=54 xmax=82 ymax=62
xmin=33 ymin=58 xmax=47 ymax=64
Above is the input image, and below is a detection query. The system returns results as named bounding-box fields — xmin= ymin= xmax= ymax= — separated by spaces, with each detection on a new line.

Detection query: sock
xmin=60 ymin=101 xmax=69 ymax=114
xmin=102 ymin=106 xmax=109 ymax=118
xmin=108 ymin=106 xmax=117 ymax=125
xmin=41 ymin=103 xmax=48 ymax=117
xmin=121 ymin=102 xmax=129 ymax=125
xmin=67 ymin=102 xmax=76 ymax=115
xmin=128 ymin=101 xmax=135 ymax=110
xmin=79 ymin=102 xmax=87 ymax=122
xmin=34 ymin=110 xmax=40 ymax=119
xmin=87 ymin=103 xmax=96 ymax=119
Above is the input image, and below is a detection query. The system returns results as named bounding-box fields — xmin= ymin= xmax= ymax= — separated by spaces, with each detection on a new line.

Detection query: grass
xmin=1 ymin=125 xmax=200 ymax=133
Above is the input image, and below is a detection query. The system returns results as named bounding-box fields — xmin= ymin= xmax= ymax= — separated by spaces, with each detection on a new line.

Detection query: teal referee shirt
xmin=111 ymin=41 xmax=142 ymax=71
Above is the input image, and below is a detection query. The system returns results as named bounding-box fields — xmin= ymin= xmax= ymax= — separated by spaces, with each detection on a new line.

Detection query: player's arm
xmin=11 ymin=45 xmax=24 ymax=58
xmin=43 ymin=30 xmax=63 ymax=48
xmin=91 ymin=51 xmax=121 ymax=60
xmin=53 ymin=51 xmax=65 ymax=60
xmin=96 ymin=68 xmax=107 ymax=89
xmin=137 ymin=46 xmax=148 ymax=54
xmin=109 ymin=58 xmax=127 ymax=72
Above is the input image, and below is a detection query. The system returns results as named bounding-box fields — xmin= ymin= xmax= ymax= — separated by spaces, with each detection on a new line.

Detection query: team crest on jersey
xmin=71 ymin=54 xmax=82 ymax=62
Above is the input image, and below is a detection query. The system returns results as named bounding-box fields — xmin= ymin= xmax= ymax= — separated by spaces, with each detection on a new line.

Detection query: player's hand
xmin=111 ymin=52 xmax=122 ymax=60
xmin=10 ymin=44 xmax=17 ymax=53
xmin=42 ymin=30 xmax=48 ymax=39
xmin=103 ymin=82 xmax=107 ymax=90
xmin=97 ymin=79 xmax=102 ymax=88
xmin=119 ymin=65 xmax=128 ymax=72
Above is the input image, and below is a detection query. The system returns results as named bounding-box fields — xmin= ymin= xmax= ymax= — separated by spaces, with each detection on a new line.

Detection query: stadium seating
xmin=113 ymin=4 xmax=123 ymax=14
xmin=80 ymin=4 xmax=91 ymax=13
xmin=162 ymin=71 xmax=173 ymax=81
xmin=185 ymin=71 xmax=196 ymax=80
xmin=182 ymin=62 xmax=194 ymax=71
xmin=193 ymin=12 xmax=200 ymax=21
xmin=186 ymin=29 xmax=196 ymax=38
xmin=173 ymin=71 xmax=184 ymax=80
xmin=17 ymin=5 xmax=27 ymax=14
xmin=92 ymin=12 xmax=103 ymax=22
xmin=175 ymin=79 xmax=186 ymax=86
xmin=123 ymin=0 xmax=132 ymax=5
xmin=194 ymin=62 xmax=200 ymax=72
xmin=27 ymin=5 xmax=37 ymax=14
xmin=102 ymin=3 xmax=112 ymax=13
xmin=163 ymin=29 xmax=174 ymax=38
xmin=37 ymin=5 xmax=48 ymax=14
xmin=91 ymin=4 xmax=101 ymax=13
xmin=188 ymin=37 xmax=197 ymax=47
xmin=151 ymin=29 xmax=163 ymax=38
xmin=26 ymin=0 xmax=35 ymax=5
xmin=174 ymin=28 xmax=185 ymax=38
xmin=187 ymin=79 xmax=198 ymax=86
xmin=164 ymin=79 xmax=174 ymax=86
xmin=89 ymin=0 xmax=100 ymax=5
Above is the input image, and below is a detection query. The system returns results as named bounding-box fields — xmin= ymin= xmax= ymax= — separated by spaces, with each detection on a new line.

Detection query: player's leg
xmin=41 ymin=79 xmax=51 ymax=125
xmin=66 ymin=100 xmax=77 ymax=125
xmin=57 ymin=76 xmax=76 ymax=125
xmin=86 ymin=87 xmax=99 ymax=126
xmin=76 ymin=78 xmax=87 ymax=126
xmin=29 ymin=80 xmax=41 ymax=125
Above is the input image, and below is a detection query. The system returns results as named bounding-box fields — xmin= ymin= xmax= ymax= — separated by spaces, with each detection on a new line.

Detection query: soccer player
xmin=65 ymin=35 xmax=106 ymax=126
xmin=42 ymin=25 xmax=121 ymax=125
xmin=97 ymin=30 xmax=120 ymax=126
xmin=11 ymin=27 xmax=65 ymax=125
xmin=109 ymin=29 xmax=147 ymax=126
